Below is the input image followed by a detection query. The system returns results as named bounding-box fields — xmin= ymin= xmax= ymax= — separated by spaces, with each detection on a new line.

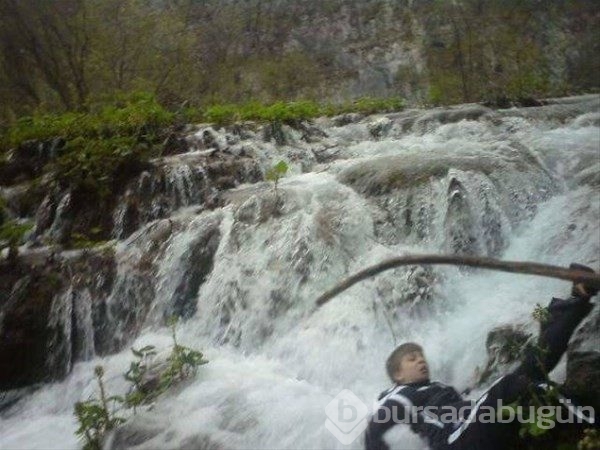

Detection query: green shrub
xmin=74 ymin=319 xmax=208 ymax=448
xmin=124 ymin=345 xmax=158 ymax=411
xmin=348 ymin=97 xmax=405 ymax=115
xmin=265 ymin=160 xmax=289 ymax=185
xmin=159 ymin=317 xmax=209 ymax=391
xmin=1 ymin=92 xmax=174 ymax=152
xmin=53 ymin=136 xmax=141 ymax=196
xmin=74 ymin=366 xmax=126 ymax=450
xmin=203 ymin=104 xmax=240 ymax=126
xmin=201 ymin=98 xmax=403 ymax=127
xmin=123 ymin=317 xmax=208 ymax=410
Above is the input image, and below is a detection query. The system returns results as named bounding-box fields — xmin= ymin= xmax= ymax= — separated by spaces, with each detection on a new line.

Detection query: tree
xmin=0 ymin=0 xmax=90 ymax=111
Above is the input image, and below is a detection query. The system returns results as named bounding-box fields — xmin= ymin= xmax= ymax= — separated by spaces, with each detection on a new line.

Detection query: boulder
xmin=0 ymin=247 xmax=117 ymax=390
xmin=161 ymin=133 xmax=189 ymax=156
xmin=476 ymin=325 xmax=530 ymax=386
xmin=565 ymin=308 xmax=600 ymax=410
xmin=0 ymin=261 xmax=67 ymax=390
xmin=367 ymin=117 xmax=393 ymax=138
xmin=0 ymin=138 xmax=65 ymax=186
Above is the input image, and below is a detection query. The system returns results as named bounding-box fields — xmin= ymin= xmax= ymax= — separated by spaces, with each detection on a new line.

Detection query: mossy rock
xmin=0 ymin=265 xmax=66 ymax=390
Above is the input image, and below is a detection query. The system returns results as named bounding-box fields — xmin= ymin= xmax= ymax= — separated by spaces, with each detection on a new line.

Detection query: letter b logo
xmin=325 ymin=390 xmax=369 ymax=445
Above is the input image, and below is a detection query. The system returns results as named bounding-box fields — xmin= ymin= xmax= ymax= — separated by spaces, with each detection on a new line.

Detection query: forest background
xmin=1 ymin=0 xmax=598 ymax=125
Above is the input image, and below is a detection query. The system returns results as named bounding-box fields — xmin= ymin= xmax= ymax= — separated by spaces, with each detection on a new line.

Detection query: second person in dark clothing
xmin=365 ymin=264 xmax=598 ymax=450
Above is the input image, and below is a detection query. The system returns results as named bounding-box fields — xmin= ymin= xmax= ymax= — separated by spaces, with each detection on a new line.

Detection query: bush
xmin=1 ymin=92 xmax=174 ymax=152
xmin=203 ymin=104 xmax=240 ymax=126
xmin=53 ymin=136 xmax=148 ymax=198
xmin=347 ymin=97 xmax=405 ymax=115
xmin=74 ymin=366 xmax=126 ymax=450
xmin=201 ymin=98 xmax=403 ymax=127
xmin=74 ymin=319 xmax=208 ymax=448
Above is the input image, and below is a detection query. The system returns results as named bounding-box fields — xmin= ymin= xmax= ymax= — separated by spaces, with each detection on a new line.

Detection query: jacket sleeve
xmin=516 ymin=293 xmax=593 ymax=381
xmin=365 ymin=396 xmax=409 ymax=450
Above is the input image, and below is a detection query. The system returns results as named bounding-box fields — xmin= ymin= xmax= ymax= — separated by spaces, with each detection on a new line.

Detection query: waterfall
xmin=0 ymin=96 xmax=598 ymax=450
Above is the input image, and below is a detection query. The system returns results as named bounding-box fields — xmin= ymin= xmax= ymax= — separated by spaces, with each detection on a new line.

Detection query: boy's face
xmin=394 ymin=350 xmax=429 ymax=384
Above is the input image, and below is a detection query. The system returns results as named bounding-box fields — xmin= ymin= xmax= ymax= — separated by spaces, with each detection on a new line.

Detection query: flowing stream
xmin=1 ymin=96 xmax=599 ymax=450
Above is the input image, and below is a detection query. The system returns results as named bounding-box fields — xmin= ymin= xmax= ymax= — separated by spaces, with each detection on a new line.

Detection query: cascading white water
xmin=1 ymin=97 xmax=598 ymax=450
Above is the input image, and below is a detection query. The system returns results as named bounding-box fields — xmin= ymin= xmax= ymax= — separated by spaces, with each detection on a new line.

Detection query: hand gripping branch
xmin=315 ymin=255 xmax=600 ymax=307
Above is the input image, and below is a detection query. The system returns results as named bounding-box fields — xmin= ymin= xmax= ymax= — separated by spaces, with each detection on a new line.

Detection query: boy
xmin=365 ymin=264 xmax=598 ymax=450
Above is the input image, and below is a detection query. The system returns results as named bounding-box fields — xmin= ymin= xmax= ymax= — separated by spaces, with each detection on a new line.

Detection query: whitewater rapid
xmin=1 ymin=98 xmax=598 ymax=450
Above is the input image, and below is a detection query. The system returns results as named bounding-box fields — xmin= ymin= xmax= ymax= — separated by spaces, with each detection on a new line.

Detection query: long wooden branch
xmin=315 ymin=255 xmax=600 ymax=306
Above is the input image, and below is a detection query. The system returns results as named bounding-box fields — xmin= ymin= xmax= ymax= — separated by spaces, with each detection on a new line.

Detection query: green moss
xmin=0 ymin=220 xmax=34 ymax=244
xmin=69 ymin=231 xmax=113 ymax=249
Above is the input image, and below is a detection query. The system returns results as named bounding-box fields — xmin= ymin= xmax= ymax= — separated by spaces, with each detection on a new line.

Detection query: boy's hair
xmin=386 ymin=342 xmax=423 ymax=381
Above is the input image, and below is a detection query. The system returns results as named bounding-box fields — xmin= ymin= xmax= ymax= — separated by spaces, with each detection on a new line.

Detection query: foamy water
xmin=1 ymin=98 xmax=598 ymax=450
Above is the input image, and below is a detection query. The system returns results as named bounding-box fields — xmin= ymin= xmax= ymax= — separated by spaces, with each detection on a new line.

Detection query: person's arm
xmin=516 ymin=263 xmax=598 ymax=381
xmin=365 ymin=396 xmax=410 ymax=450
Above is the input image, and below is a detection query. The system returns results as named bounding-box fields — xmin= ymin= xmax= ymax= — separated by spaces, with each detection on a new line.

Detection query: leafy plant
xmin=265 ymin=160 xmax=288 ymax=186
xmin=74 ymin=322 xmax=208 ymax=447
xmin=1 ymin=92 xmax=174 ymax=152
xmin=265 ymin=160 xmax=288 ymax=206
xmin=532 ymin=303 xmax=550 ymax=324
xmin=124 ymin=345 xmax=158 ymax=411
xmin=159 ymin=317 xmax=208 ymax=392
xmin=198 ymin=98 xmax=404 ymax=127
xmin=74 ymin=366 xmax=126 ymax=450
xmin=203 ymin=104 xmax=240 ymax=126
xmin=518 ymin=383 xmax=562 ymax=439
xmin=122 ymin=318 xmax=207 ymax=412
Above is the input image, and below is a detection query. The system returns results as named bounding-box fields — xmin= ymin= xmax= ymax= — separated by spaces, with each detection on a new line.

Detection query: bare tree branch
xmin=315 ymin=255 xmax=600 ymax=307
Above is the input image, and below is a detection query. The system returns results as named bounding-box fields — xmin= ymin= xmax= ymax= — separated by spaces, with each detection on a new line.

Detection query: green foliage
xmin=159 ymin=317 xmax=208 ymax=391
xmin=532 ymin=303 xmax=550 ymax=324
xmin=0 ymin=220 xmax=34 ymax=246
xmin=579 ymin=428 xmax=600 ymax=450
xmin=74 ymin=366 xmax=126 ymax=450
xmin=1 ymin=93 xmax=173 ymax=152
xmin=0 ymin=92 xmax=171 ymax=210
xmin=265 ymin=161 xmax=289 ymax=184
xmin=74 ymin=321 xmax=208 ymax=447
xmin=1 ymin=95 xmax=405 ymax=154
xmin=53 ymin=136 xmax=143 ymax=197
xmin=342 ymin=97 xmax=405 ymax=115
xmin=518 ymin=384 xmax=562 ymax=439
xmin=124 ymin=345 xmax=158 ymax=411
xmin=428 ymin=84 xmax=445 ymax=106
xmin=265 ymin=160 xmax=289 ymax=206
xmin=201 ymin=98 xmax=404 ymax=127
xmin=257 ymin=101 xmax=322 ymax=122
xmin=123 ymin=318 xmax=207 ymax=410
xmin=203 ymin=104 xmax=241 ymax=127
xmin=70 ymin=231 xmax=111 ymax=249
xmin=204 ymin=100 xmax=323 ymax=126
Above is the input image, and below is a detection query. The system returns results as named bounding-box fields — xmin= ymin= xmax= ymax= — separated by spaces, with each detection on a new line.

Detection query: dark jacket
xmin=365 ymin=379 xmax=467 ymax=450
xmin=365 ymin=294 xmax=594 ymax=450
